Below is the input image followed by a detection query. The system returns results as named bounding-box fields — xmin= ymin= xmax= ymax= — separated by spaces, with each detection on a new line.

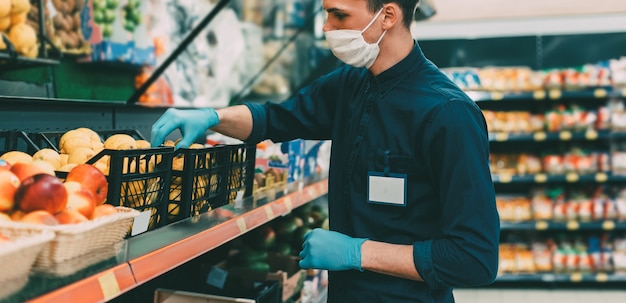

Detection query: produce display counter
xmin=3 ymin=179 xmax=329 ymax=303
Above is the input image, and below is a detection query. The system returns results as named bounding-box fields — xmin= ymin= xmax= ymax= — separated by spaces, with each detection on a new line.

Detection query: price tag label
xmin=533 ymin=90 xmax=546 ymax=100
xmin=535 ymin=221 xmax=549 ymax=230
xmin=570 ymin=273 xmax=583 ymax=282
xmin=566 ymin=220 xmax=580 ymax=230
xmin=559 ymin=131 xmax=572 ymax=140
xmin=131 ymin=210 xmax=151 ymax=236
xmin=596 ymin=173 xmax=608 ymax=183
xmin=264 ymin=206 xmax=275 ymax=220
xmin=236 ymin=218 xmax=247 ymax=233
xmin=495 ymin=133 xmax=509 ymax=142
xmin=534 ymin=174 xmax=547 ymax=183
xmin=498 ymin=174 xmax=512 ymax=183
xmin=284 ymin=197 xmax=293 ymax=212
xmin=491 ymin=92 xmax=504 ymax=100
xmin=549 ymin=89 xmax=562 ymax=99
xmin=98 ymin=272 xmax=121 ymax=301
xmin=533 ymin=132 xmax=547 ymax=141
xmin=585 ymin=130 xmax=598 ymax=140
xmin=235 ymin=191 xmax=244 ymax=202
xmin=594 ymin=88 xmax=608 ymax=98
xmin=596 ymin=273 xmax=609 ymax=282
xmin=566 ymin=173 xmax=579 ymax=183
xmin=602 ymin=220 xmax=615 ymax=230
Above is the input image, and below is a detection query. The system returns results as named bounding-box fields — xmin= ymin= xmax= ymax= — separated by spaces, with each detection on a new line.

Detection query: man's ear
xmin=381 ymin=4 xmax=400 ymax=30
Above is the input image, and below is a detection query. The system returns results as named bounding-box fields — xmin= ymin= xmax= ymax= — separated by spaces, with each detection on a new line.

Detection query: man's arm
xmin=361 ymin=240 xmax=423 ymax=281
xmin=213 ymin=105 xmax=254 ymax=141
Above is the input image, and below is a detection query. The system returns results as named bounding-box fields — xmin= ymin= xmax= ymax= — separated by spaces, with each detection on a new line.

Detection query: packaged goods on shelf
xmin=610 ymin=57 xmax=626 ymax=87
xmin=498 ymin=233 xmax=626 ymax=275
xmin=497 ymin=195 xmax=532 ymax=222
xmin=496 ymin=185 xmax=626 ymax=222
xmin=490 ymin=149 xmax=610 ymax=176
xmin=484 ymin=104 xmax=610 ymax=134
xmin=79 ymin=0 xmax=154 ymax=66
xmin=444 ymin=60 xmax=616 ymax=91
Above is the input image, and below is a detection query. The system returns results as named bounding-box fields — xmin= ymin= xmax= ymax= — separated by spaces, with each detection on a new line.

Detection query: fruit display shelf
xmin=5 ymin=179 xmax=328 ymax=303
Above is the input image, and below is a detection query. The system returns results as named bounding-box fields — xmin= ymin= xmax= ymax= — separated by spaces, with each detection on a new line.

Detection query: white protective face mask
xmin=325 ymin=8 xmax=387 ymax=68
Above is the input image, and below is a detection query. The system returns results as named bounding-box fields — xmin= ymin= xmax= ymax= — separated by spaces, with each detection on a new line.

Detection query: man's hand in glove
xmin=299 ymin=228 xmax=367 ymax=272
xmin=151 ymin=108 xmax=220 ymax=148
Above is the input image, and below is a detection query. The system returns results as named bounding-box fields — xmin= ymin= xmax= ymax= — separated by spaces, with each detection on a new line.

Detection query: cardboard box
xmin=206 ymin=253 xmax=306 ymax=302
xmin=154 ymin=289 xmax=256 ymax=303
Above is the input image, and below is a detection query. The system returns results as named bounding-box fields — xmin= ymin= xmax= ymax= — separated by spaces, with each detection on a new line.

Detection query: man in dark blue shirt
xmin=151 ymin=0 xmax=500 ymax=302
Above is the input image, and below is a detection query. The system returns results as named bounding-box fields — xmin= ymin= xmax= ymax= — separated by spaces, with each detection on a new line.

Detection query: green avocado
xmin=269 ymin=241 xmax=292 ymax=256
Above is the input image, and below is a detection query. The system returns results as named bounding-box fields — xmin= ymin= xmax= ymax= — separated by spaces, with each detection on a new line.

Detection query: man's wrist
xmin=353 ymin=238 xmax=368 ymax=271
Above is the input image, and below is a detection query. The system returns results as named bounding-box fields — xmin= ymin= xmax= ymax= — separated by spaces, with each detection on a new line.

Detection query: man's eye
xmin=334 ymin=13 xmax=346 ymax=20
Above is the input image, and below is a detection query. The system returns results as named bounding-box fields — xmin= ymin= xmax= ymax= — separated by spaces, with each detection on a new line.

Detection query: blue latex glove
xmin=299 ymin=228 xmax=367 ymax=272
xmin=151 ymin=108 xmax=219 ymax=148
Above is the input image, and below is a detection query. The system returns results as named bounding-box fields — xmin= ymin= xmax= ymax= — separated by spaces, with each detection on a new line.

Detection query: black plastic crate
xmin=168 ymin=144 xmax=256 ymax=222
xmin=168 ymin=145 xmax=229 ymax=223
xmin=0 ymin=130 xmax=40 ymax=155
xmin=31 ymin=129 xmax=175 ymax=232
xmin=224 ymin=144 xmax=256 ymax=206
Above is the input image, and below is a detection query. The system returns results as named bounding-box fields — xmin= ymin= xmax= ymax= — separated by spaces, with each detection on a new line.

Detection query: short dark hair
xmin=366 ymin=0 xmax=419 ymax=29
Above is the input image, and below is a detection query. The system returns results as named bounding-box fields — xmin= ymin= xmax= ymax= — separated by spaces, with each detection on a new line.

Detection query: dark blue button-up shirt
xmin=245 ymin=42 xmax=499 ymax=303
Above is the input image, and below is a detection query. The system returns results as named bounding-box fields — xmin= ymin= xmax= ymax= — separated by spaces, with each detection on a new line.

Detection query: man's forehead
xmin=323 ymin=0 xmax=367 ymax=10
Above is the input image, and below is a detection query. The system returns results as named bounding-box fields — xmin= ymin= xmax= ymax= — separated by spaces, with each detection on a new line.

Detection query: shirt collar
xmin=371 ymin=40 xmax=425 ymax=95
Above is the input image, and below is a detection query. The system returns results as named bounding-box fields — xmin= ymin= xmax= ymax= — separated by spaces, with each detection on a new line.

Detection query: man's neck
xmin=369 ymin=30 xmax=414 ymax=76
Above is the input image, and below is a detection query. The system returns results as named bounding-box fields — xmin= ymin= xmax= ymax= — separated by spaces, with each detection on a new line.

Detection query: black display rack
xmin=0 ymin=0 xmax=61 ymax=69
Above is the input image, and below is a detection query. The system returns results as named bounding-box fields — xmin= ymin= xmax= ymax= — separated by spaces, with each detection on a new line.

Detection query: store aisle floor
xmin=454 ymin=288 xmax=626 ymax=303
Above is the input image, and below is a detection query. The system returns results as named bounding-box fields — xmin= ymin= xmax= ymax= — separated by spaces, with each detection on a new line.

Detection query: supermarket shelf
xmin=22 ymin=179 xmax=328 ymax=303
xmin=26 ymin=264 xmax=136 ymax=303
xmin=128 ymin=179 xmax=328 ymax=284
xmin=500 ymin=220 xmax=626 ymax=231
xmin=0 ymin=53 xmax=60 ymax=70
xmin=488 ymin=130 xmax=626 ymax=142
xmin=467 ymin=86 xmax=623 ymax=103
xmin=491 ymin=172 xmax=626 ymax=184
xmin=497 ymin=273 xmax=626 ymax=283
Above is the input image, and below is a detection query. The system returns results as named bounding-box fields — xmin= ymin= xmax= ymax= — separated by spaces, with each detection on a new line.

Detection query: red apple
xmin=15 ymin=174 xmax=68 ymax=214
xmin=64 ymin=181 xmax=96 ymax=219
xmin=10 ymin=161 xmax=54 ymax=182
xmin=55 ymin=208 xmax=88 ymax=224
xmin=0 ymin=159 xmax=11 ymax=171
xmin=66 ymin=164 xmax=109 ymax=205
xmin=91 ymin=204 xmax=118 ymax=219
xmin=20 ymin=210 xmax=59 ymax=226
xmin=0 ymin=170 xmax=20 ymax=212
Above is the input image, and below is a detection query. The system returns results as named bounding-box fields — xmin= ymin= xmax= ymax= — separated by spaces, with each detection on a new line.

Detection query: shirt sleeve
xmin=414 ymin=99 xmax=500 ymax=289
xmin=244 ymin=67 xmax=346 ymax=144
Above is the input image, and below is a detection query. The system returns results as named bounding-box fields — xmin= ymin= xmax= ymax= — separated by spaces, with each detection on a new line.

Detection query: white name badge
xmin=368 ymin=172 xmax=407 ymax=206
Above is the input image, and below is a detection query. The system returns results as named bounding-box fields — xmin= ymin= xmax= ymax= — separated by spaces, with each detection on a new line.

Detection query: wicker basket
xmin=33 ymin=207 xmax=139 ymax=268
xmin=35 ymin=243 xmax=122 ymax=277
xmin=0 ymin=224 xmax=55 ymax=287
